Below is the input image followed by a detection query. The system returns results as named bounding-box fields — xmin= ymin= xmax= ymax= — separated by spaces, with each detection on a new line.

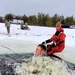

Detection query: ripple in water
xmin=0 ymin=53 xmax=75 ymax=75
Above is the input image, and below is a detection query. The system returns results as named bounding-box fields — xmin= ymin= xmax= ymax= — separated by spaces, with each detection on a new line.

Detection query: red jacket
xmin=47 ymin=28 xmax=66 ymax=55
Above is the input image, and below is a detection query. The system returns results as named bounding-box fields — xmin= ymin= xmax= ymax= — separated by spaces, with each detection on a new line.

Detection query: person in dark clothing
xmin=42 ymin=21 xmax=66 ymax=56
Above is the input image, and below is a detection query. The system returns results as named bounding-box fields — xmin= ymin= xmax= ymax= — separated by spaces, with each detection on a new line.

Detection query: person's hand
xmin=42 ymin=41 xmax=46 ymax=44
xmin=51 ymin=42 xmax=56 ymax=47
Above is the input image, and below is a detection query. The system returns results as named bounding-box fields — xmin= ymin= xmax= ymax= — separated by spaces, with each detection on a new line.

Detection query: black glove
xmin=42 ymin=39 xmax=51 ymax=44
xmin=42 ymin=41 xmax=46 ymax=44
xmin=46 ymin=39 xmax=51 ymax=43
xmin=51 ymin=42 xmax=56 ymax=47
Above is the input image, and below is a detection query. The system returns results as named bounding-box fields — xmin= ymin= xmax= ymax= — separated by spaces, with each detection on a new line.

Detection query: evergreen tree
xmin=4 ymin=13 xmax=13 ymax=21
xmin=22 ymin=14 xmax=28 ymax=23
xmin=28 ymin=15 xmax=38 ymax=25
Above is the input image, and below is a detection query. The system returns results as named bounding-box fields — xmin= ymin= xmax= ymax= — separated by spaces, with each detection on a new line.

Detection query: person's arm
xmin=47 ymin=48 xmax=54 ymax=56
xmin=42 ymin=39 xmax=51 ymax=44
xmin=42 ymin=30 xmax=63 ymax=44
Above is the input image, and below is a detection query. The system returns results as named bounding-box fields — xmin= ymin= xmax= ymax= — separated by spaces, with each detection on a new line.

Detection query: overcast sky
xmin=0 ymin=0 xmax=75 ymax=18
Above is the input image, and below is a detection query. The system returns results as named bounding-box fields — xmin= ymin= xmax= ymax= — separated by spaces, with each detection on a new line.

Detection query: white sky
xmin=0 ymin=0 xmax=75 ymax=18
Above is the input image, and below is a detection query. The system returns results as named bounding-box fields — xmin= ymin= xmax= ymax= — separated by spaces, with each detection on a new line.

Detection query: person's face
xmin=35 ymin=46 xmax=45 ymax=56
xmin=56 ymin=26 xmax=60 ymax=31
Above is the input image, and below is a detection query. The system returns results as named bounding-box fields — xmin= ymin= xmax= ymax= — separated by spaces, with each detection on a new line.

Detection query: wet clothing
xmin=45 ymin=28 xmax=66 ymax=56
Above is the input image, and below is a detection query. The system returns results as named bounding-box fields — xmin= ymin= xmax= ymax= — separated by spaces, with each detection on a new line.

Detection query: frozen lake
xmin=0 ymin=38 xmax=37 ymax=54
xmin=0 ymin=23 xmax=75 ymax=75
xmin=0 ymin=38 xmax=75 ymax=64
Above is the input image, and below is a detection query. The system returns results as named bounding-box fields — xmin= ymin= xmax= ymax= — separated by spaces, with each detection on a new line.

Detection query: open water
xmin=0 ymin=53 xmax=75 ymax=75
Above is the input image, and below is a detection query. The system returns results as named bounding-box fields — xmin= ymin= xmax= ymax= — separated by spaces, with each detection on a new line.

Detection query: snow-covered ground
xmin=0 ymin=23 xmax=75 ymax=46
xmin=0 ymin=23 xmax=75 ymax=63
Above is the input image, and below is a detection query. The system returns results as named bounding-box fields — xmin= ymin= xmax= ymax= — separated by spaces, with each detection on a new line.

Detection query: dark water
xmin=0 ymin=53 xmax=75 ymax=75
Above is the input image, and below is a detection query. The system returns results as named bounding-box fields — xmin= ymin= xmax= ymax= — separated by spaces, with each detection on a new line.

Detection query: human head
xmin=35 ymin=44 xmax=46 ymax=56
xmin=56 ymin=21 xmax=61 ymax=31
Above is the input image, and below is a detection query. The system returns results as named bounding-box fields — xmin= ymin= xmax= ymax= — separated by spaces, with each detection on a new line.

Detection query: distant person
xmin=25 ymin=22 xmax=29 ymax=30
xmin=34 ymin=44 xmax=46 ymax=57
xmin=25 ymin=22 xmax=28 ymax=27
xmin=5 ymin=20 xmax=10 ymax=34
xmin=42 ymin=21 xmax=66 ymax=56
xmin=20 ymin=22 xmax=24 ymax=29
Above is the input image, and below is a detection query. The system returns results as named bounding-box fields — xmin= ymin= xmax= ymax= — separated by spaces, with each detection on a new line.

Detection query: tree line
xmin=1 ymin=13 xmax=75 ymax=27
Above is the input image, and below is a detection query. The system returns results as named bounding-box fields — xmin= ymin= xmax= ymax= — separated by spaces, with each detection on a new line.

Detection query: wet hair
xmin=38 ymin=44 xmax=46 ymax=51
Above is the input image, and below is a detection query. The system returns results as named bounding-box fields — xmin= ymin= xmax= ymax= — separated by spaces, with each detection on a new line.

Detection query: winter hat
xmin=56 ymin=21 xmax=61 ymax=27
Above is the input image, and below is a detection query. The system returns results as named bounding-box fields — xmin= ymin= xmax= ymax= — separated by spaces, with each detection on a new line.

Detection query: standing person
xmin=20 ymin=21 xmax=24 ymax=29
xmin=25 ymin=22 xmax=30 ymax=30
xmin=42 ymin=21 xmax=66 ymax=56
xmin=34 ymin=44 xmax=46 ymax=57
xmin=5 ymin=20 xmax=10 ymax=34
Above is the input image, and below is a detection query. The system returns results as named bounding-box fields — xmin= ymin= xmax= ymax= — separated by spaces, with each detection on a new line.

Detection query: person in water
xmin=34 ymin=44 xmax=46 ymax=56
